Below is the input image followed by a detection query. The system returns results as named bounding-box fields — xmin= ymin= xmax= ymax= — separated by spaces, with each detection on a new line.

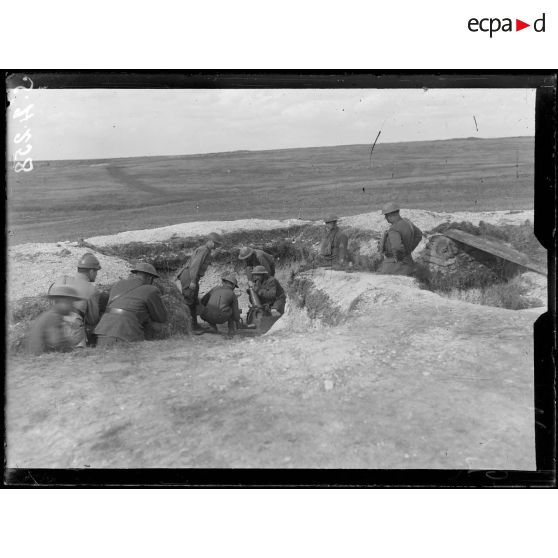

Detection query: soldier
xmin=318 ymin=214 xmax=349 ymax=267
xmin=238 ymin=246 xmax=275 ymax=282
xmin=58 ymin=253 xmax=102 ymax=347
xmin=27 ymin=284 xmax=85 ymax=356
xmin=94 ymin=263 xmax=167 ymax=347
xmin=197 ymin=273 xmax=241 ymax=336
xmin=377 ymin=202 xmax=423 ymax=276
xmin=250 ymin=265 xmax=286 ymax=318
xmin=175 ymin=232 xmax=223 ymax=331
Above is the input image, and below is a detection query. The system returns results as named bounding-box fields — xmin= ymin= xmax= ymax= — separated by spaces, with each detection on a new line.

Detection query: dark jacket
xmin=245 ymin=249 xmax=276 ymax=280
xmin=319 ymin=226 xmax=349 ymax=264
xmin=380 ymin=218 xmax=422 ymax=261
xmin=253 ymin=277 xmax=286 ymax=314
xmin=27 ymin=309 xmax=73 ymax=355
xmin=177 ymin=245 xmax=211 ymax=289
xmin=378 ymin=217 xmax=422 ymax=276
xmin=94 ymin=277 xmax=167 ymax=342
xmin=200 ymin=285 xmax=241 ymax=324
xmin=71 ymin=272 xmax=100 ymax=325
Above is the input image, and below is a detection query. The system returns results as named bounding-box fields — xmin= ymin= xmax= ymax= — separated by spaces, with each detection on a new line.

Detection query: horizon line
xmin=26 ymin=134 xmax=534 ymax=163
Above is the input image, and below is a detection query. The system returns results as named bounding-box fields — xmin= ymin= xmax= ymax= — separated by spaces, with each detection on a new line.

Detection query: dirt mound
xmin=343 ymin=208 xmax=534 ymax=234
xmin=86 ymin=218 xmax=312 ymax=247
xmin=273 ymin=269 xmax=440 ymax=334
xmin=146 ymin=278 xmax=192 ymax=340
xmin=8 ymin=242 xmax=131 ymax=301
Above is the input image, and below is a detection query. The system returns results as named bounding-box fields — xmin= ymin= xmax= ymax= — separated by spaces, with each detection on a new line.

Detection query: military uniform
xmin=94 ymin=276 xmax=167 ymax=345
xmin=378 ymin=218 xmax=422 ymax=276
xmin=176 ymin=245 xmax=212 ymax=326
xmin=199 ymin=285 xmax=241 ymax=329
xmin=243 ymin=249 xmax=276 ymax=280
xmin=27 ymin=309 xmax=74 ymax=356
xmin=63 ymin=272 xmax=100 ymax=347
xmin=318 ymin=226 xmax=349 ymax=266
xmin=253 ymin=276 xmax=286 ymax=314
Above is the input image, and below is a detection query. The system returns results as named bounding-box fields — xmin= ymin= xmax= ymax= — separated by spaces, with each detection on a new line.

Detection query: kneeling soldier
xmin=377 ymin=202 xmax=423 ymax=276
xmin=238 ymin=246 xmax=276 ymax=281
xmin=250 ymin=265 xmax=286 ymax=318
xmin=175 ymin=232 xmax=223 ymax=332
xmin=53 ymin=253 xmax=102 ymax=348
xmin=27 ymin=284 xmax=85 ymax=356
xmin=197 ymin=273 xmax=241 ymax=336
xmin=94 ymin=263 xmax=167 ymax=347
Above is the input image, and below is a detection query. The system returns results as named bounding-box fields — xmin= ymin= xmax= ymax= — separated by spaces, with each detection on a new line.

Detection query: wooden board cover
xmin=443 ymin=229 xmax=547 ymax=276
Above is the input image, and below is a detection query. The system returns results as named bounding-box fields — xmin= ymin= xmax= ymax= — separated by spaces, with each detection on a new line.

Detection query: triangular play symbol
xmin=516 ymin=19 xmax=530 ymax=31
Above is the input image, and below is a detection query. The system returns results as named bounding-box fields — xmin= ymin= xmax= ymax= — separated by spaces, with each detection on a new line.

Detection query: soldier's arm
xmin=85 ymin=293 xmax=101 ymax=326
xmin=146 ymin=291 xmax=168 ymax=323
xmin=188 ymin=248 xmax=208 ymax=284
xmin=387 ymin=230 xmax=405 ymax=258
xmin=271 ymin=281 xmax=286 ymax=313
xmin=261 ymin=253 xmax=274 ymax=275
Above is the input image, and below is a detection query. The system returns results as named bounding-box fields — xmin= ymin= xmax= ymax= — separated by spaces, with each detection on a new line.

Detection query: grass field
xmin=7 ymin=136 xmax=534 ymax=244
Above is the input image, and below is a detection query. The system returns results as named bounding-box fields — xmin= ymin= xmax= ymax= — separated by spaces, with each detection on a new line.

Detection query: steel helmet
xmin=381 ymin=202 xmax=400 ymax=215
xmin=208 ymin=232 xmax=223 ymax=245
xmin=238 ymin=247 xmax=254 ymax=260
xmin=77 ymin=252 xmax=101 ymax=270
xmin=251 ymin=265 xmax=268 ymax=276
xmin=131 ymin=262 xmax=160 ymax=278
xmin=324 ymin=214 xmax=339 ymax=223
xmin=47 ymin=284 xmax=83 ymax=299
xmin=222 ymin=273 xmax=239 ymax=288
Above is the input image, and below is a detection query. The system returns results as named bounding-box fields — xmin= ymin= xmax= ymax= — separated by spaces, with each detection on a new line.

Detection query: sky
xmin=7 ymin=88 xmax=536 ymax=161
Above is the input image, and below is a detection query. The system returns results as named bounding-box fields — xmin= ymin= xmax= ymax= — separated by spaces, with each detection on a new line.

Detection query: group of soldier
xmin=26 ymin=202 xmax=421 ymax=355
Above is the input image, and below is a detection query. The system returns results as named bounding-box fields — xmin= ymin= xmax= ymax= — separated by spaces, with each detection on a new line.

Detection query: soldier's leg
xmin=183 ymin=285 xmax=201 ymax=330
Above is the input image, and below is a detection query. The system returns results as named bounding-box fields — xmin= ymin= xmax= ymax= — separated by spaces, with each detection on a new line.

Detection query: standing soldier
xmin=238 ymin=246 xmax=275 ymax=282
xmin=175 ymin=232 xmax=223 ymax=331
xmin=377 ymin=202 xmax=423 ymax=276
xmin=250 ymin=266 xmax=286 ymax=318
xmin=27 ymin=284 xmax=85 ymax=356
xmin=318 ymin=214 xmax=349 ymax=267
xmin=197 ymin=273 xmax=242 ymax=336
xmin=94 ymin=263 xmax=167 ymax=347
xmin=63 ymin=253 xmax=102 ymax=347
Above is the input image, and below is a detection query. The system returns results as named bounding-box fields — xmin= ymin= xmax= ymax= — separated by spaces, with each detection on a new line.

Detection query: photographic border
xmin=3 ymin=70 xmax=556 ymax=487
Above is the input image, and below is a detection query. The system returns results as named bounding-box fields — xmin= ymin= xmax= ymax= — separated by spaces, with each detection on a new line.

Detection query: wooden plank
xmin=443 ymin=229 xmax=547 ymax=276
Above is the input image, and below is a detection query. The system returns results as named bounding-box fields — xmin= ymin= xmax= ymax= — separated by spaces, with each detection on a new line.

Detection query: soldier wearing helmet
xmin=196 ymin=273 xmax=242 ymax=336
xmin=238 ymin=246 xmax=275 ymax=283
xmin=94 ymin=262 xmax=167 ymax=347
xmin=175 ymin=232 xmax=223 ymax=331
xmin=249 ymin=265 xmax=286 ymax=318
xmin=59 ymin=253 xmax=103 ymax=347
xmin=27 ymin=284 xmax=85 ymax=355
xmin=318 ymin=214 xmax=349 ymax=267
xmin=376 ymin=202 xmax=423 ymax=275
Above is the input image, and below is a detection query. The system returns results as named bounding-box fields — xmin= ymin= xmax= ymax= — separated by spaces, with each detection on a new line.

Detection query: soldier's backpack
xmin=403 ymin=218 xmax=423 ymax=253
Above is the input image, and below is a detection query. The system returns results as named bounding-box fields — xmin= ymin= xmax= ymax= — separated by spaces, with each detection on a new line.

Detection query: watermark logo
xmin=468 ymin=13 xmax=546 ymax=37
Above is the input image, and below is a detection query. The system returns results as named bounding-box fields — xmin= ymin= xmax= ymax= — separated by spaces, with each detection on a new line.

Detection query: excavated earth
xmin=6 ymin=270 xmax=538 ymax=470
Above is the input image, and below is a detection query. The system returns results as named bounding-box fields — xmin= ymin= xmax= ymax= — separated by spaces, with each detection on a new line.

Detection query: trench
xmin=8 ymin=221 xmax=546 ymax=354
